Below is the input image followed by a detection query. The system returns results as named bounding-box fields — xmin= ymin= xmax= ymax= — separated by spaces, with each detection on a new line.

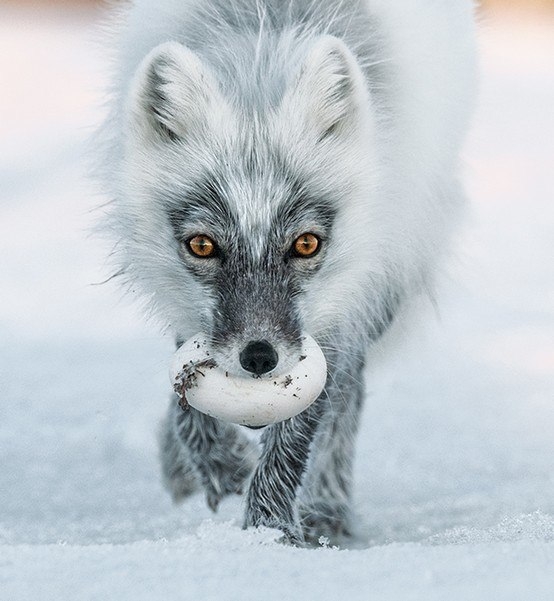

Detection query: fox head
xmin=116 ymin=35 xmax=382 ymax=375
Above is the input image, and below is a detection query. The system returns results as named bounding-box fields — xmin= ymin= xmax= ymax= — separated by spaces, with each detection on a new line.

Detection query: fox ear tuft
xmin=128 ymin=42 xmax=223 ymax=141
xmin=284 ymin=36 xmax=369 ymax=140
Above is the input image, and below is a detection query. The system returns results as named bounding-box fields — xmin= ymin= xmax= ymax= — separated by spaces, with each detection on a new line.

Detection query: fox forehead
xmin=165 ymin=149 xmax=338 ymax=260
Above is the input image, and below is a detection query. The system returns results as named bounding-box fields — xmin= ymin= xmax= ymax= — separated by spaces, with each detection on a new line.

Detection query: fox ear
xmin=128 ymin=42 xmax=225 ymax=141
xmin=282 ymin=36 xmax=369 ymax=140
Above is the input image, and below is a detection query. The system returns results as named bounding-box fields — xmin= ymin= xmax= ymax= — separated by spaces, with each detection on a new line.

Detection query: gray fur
xmin=299 ymin=349 xmax=366 ymax=543
xmin=96 ymin=0 xmax=477 ymax=545
xmin=162 ymin=398 xmax=258 ymax=511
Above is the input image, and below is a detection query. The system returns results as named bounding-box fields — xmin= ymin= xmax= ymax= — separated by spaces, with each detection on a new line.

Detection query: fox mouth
xmin=170 ymin=332 xmax=327 ymax=427
xmin=207 ymin=335 xmax=306 ymax=380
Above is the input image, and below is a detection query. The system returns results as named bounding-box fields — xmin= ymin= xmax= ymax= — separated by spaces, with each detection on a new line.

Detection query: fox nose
xmin=240 ymin=340 xmax=279 ymax=375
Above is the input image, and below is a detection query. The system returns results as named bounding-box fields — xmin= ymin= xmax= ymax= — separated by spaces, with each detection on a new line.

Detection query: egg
xmin=169 ymin=333 xmax=327 ymax=427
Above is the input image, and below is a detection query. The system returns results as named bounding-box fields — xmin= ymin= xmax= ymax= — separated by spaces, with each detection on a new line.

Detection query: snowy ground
xmin=1 ymin=5 xmax=553 ymax=600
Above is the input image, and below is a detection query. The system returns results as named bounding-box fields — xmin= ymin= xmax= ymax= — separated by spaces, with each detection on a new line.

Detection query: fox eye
xmin=292 ymin=233 xmax=320 ymax=258
xmin=187 ymin=235 xmax=217 ymax=258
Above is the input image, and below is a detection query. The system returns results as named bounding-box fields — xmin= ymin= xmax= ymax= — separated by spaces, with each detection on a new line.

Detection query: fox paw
xmin=165 ymin=462 xmax=199 ymax=503
xmin=299 ymin=501 xmax=353 ymax=545
xmin=243 ymin=503 xmax=304 ymax=546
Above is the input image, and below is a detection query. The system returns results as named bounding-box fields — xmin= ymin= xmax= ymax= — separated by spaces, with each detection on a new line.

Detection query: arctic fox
xmin=96 ymin=0 xmax=476 ymax=544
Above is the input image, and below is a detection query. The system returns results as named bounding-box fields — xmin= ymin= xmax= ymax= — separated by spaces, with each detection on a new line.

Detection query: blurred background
xmin=0 ymin=0 xmax=553 ymax=552
xmin=2 ymin=0 xmax=554 ymax=10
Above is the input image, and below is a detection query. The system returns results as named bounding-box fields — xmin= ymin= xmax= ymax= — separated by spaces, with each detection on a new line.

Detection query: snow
xmin=1 ymin=5 xmax=553 ymax=600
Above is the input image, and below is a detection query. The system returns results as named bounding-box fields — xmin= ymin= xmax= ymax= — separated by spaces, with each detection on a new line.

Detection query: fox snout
xmin=239 ymin=339 xmax=279 ymax=375
xmin=211 ymin=311 xmax=302 ymax=377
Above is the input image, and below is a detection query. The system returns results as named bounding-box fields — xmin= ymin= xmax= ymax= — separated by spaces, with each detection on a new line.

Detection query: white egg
xmin=169 ymin=333 xmax=327 ymax=427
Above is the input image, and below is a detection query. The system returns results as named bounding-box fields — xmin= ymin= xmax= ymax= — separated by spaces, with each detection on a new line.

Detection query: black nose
xmin=239 ymin=340 xmax=279 ymax=375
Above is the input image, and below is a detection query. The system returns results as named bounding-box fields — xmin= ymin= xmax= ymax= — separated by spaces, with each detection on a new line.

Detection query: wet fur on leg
xmin=162 ymin=398 xmax=258 ymax=511
xmin=242 ymin=345 xmax=364 ymax=546
xmin=299 ymin=350 xmax=365 ymax=544
xmin=160 ymin=408 xmax=200 ymax=501
xmin=244 ymin=398 xmax=326 ymax=545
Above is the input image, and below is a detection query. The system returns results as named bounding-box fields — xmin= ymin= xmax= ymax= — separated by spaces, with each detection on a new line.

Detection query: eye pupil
xmin=188 ymin=235 xmax=216 ymax=257
xmin=293 ymin=233 xmax=319 ymax=257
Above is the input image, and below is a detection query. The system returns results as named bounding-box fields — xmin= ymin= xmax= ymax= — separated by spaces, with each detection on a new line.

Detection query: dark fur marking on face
xmin=210 ymin=251 xmax=303 ymax=347
xmin=166 ymin=157 xmax=336 ymax=349
xmin=275 ymin=178 xmax=338 ymax=234
xmin=168 ymin=177 xmax=237 ymax=236
xmin=261 ymin=152 xmax=338 ymax=247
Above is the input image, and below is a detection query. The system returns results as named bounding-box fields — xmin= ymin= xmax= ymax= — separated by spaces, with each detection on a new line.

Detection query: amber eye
xmin=292 ymin=233 xmax=320 ymax=257
xmin=187 ymin=235 xmax=217 ymax=258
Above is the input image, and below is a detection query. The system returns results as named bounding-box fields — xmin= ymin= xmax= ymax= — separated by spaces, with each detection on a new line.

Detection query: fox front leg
xmin=162 ymin=399 xmax=258 ymax=511
xmin=243 ymin=400 xmax=325 ymax=545
xmin=299 ymin=355 xmax=366 ymax=544
xmin=298 ymin=396 xmax=363 ymax=544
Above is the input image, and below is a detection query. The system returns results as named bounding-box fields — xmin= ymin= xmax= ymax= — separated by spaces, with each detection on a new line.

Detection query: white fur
xmin=95 ymin=0 xmax=477 ymax=349
xmin=94 ymin=0 xmax=478 ymax=544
